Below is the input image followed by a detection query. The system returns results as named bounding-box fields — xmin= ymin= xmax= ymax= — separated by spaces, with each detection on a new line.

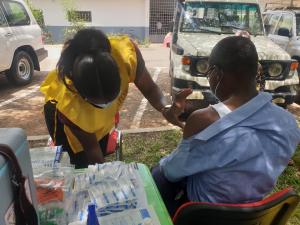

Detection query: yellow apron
xmin=40 ymin=36 xmax=137 ymax=153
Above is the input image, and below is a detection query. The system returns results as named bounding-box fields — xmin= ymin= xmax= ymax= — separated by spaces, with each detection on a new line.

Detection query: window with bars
xmin=150 ymin=0 xmax=176 ymax=42
xmin=68 ymin=11 xmax=92 ymax=22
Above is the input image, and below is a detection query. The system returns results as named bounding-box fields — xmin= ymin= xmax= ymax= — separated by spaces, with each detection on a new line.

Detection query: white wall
xmin=31 ymin=0 xmax=68 ymax=26
xmin=31 ymin=0 xmax=149 ymax=27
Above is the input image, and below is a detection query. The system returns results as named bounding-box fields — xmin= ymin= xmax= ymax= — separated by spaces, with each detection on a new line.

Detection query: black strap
xmin=0 ymin=144 xmax=38 ymax=225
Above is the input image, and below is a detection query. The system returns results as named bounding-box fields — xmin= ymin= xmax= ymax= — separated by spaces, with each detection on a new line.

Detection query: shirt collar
xmin=194 ymin=92 xmax=272 ymax=141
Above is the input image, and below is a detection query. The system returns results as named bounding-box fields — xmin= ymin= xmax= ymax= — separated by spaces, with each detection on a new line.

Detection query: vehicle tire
xmin=6 ymin=51 xmax=34 ymax=86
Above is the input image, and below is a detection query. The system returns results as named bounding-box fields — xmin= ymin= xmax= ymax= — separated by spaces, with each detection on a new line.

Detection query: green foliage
xmin=292 ymin=145 xmax=300 ymax=168
xmin=107 ymin=33 xmax=151 ymax=47
xmin=25 ymin=0 xmax=44 ymax=28
xmin=60 ymin=0 xmax=86 ymax=41
xmin=25 ymin=0 xmax=53 ymax=44
xmin=63 ymin=21 xmax=86 ymax=41
xmin=122 ymin=130 xmax=181 ymax=168
xmin=138 ymin=38 xmax=151 ymax=48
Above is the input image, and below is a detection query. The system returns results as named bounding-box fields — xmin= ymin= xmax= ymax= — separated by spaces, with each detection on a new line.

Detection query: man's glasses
xmin=204 ymin=65 xmax=216 ymax=79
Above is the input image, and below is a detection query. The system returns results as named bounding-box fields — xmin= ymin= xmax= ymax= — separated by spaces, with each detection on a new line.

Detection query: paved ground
xmin=0 ymin=44 xmax=299 ymax=136
xmin=0 ymin=44 xmax=173 ymax=136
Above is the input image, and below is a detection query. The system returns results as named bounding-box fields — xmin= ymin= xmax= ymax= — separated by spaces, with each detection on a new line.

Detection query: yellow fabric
xmin=40 ymin=36 xmax=137 ymax=153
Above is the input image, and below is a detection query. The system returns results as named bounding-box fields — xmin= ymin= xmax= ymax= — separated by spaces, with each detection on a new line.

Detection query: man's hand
xmin=162 ymin=88 xmax=193 ymax=128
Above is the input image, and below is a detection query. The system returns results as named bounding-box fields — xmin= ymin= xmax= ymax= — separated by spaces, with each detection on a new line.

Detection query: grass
xmin=123 ymin=130 xmax=181 ymax=167
xmin=121 ymin=130 xmax=300 ymax=225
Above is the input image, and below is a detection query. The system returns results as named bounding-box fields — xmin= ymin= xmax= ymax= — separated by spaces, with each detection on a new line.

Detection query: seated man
xmin=152 ymin=36 xmax=300 ymax=216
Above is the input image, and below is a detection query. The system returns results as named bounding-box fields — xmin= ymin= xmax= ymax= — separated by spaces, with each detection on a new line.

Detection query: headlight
xmin=268 ymin=63 xmax=283 ymax=77
xmin=196 ymin=60 xmax=209 ymax=74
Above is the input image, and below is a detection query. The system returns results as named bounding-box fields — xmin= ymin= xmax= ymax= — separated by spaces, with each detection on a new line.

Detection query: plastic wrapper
xmin=68 ymin=162 xmax=147 ymax=224
xmin=30 ymin=147 xmax=72 ymax=175
xmin=89 ymin=177 xmax=138 ymax=217
xmin=30 ymin=147 xmax=75 ymax=225
xmin=34 ymin=167 xmax=74 ymax=225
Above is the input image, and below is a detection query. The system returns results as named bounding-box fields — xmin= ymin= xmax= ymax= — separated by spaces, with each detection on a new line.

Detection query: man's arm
xmin=58 ymin=111 xmax=105 ymax=164
xmin=161 ymin=108 xmax=220 ymax=181
xmin=133 ymin=43 xmax=192 ymax=127
xmin=183 ymin=107 xmax=219 ymax=138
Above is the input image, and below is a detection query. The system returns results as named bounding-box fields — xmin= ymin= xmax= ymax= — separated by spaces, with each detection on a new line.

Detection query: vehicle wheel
xmin=6 ymin=51 xmax=34 ymax=86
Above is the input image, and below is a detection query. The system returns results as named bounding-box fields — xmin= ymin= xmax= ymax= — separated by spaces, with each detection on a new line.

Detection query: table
xmin=30 ymin=147 xmax=173 ymax=224
xmin=137 ymin=163 xmax=173 ymax=225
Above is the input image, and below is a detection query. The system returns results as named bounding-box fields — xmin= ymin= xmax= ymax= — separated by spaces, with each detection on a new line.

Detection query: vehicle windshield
xmin=181 ymin=2 xmax=264 ymax=35
xmin=296 ymin=14 xmax=300 ymax=36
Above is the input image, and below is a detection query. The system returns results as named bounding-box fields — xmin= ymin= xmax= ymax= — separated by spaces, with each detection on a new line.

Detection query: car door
xmin=269 ymin=13 xmax=293 ymax=50
xmin=0 ymin=5 xmax=13 ymax=71
xmin=1 ymin=0 xmax=37 ymax=51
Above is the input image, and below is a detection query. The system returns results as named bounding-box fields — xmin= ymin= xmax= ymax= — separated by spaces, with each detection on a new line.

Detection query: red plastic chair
xmin=173 ymin=188 xmax=300 ymax=225
xmin=106 ymin=112 xmax=123 ymax=160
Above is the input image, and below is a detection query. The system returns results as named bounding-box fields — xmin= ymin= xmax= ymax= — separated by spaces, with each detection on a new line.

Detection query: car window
xmin=263 ymin=13 xmax=273 ymax=35
xmin=181 ymin=2 xmax=264 ymax=35
xmin=2 ymin=1 xmax=30 ymax=26
xmin=0 ymin=7 xmax=8 ymax=27
xmin=267 ymin=13 xmax=281 ymax=34
xmin=275 ymin=13 xmax=293 ymax=35
xmin=263 ymin=13 xmax=272 ymax=24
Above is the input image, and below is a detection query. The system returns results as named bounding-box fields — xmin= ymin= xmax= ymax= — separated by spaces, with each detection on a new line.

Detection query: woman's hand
xmin=162 ymin=88 xmax=193 ymax=128
xmin=86 ymin=147 xmax=105 ymax=165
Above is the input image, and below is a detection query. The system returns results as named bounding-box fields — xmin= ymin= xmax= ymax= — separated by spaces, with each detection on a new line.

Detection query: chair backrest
xmin=115 ymin=112 xmax=120 ymax=126
xmin=173 ymin=188 xmax=300 ymax=225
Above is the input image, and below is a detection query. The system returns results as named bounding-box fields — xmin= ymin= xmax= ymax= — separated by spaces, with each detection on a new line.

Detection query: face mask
xmin=85 ymin=98 xmax=114 ymax=109
xmin=90 ymin=101 xmax=113 ymax=109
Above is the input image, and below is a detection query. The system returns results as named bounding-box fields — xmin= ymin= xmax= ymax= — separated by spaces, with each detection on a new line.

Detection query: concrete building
xmin=31 ymin=0 xmax=291 ymax=43
xmin=260 ymin=0 xmax=300 ymax=9
xmin=31 ymin=0 xmax=176 ymax=43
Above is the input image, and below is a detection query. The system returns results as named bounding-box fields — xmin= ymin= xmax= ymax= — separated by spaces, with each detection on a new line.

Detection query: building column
xmin=145 ymin=0 xmax=150 ymax=40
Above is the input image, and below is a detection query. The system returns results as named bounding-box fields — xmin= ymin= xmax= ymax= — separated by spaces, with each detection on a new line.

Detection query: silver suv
xmin=263 ymin=7 xmax=300 ymax=103
xmin=0 ymin=0 xmax=48 ymax=85
xmin=169 ymin=0 xmax=299 ymax=109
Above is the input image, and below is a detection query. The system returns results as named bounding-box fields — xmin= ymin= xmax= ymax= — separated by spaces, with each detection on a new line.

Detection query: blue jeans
xmin=151 ymin=165 xmax=188 ymax=217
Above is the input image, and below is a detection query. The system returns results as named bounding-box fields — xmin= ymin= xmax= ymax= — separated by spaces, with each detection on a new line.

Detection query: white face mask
xmin=90 ymin=101 xmax=113 ymax=109
xmin=85 ymin=98 xmax=114 ymax=109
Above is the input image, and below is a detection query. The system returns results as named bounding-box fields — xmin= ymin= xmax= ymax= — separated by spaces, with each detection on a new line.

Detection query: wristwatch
xmin=161 ymin=104 xmax=172 ymax=114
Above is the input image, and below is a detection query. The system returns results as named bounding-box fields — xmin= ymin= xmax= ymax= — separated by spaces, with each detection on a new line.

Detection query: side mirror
xmin=172 ymin=43 xmax=184 ymax=55
xmin=278 ymin=27 xmax=291 ymax=37
xmin=264 ymin=24 xmax=271 ymax=34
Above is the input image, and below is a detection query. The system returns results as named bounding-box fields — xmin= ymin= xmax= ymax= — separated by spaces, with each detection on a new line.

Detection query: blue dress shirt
xmin=160 ymin=93 xmax=300 ymax=203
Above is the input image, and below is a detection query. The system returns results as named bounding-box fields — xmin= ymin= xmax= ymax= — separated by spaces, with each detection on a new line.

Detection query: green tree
xmin=25 ymin=0 xmax=44 ymax=28
xmin=61 ymin=0 xmax=86 ymax=41
xmin=25 ymin=0 xmax=53 ymax=44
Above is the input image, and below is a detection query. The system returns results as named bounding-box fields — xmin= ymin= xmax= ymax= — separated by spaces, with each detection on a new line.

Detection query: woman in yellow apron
xmin=40 ymin=29 xmax=192 ymax=168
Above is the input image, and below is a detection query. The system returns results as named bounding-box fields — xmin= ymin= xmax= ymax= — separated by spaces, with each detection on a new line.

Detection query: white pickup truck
xmin=0 ymin=0 xmax=48 ymax=85
xmin=169 ymin=0 xmax=299 ymax=108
